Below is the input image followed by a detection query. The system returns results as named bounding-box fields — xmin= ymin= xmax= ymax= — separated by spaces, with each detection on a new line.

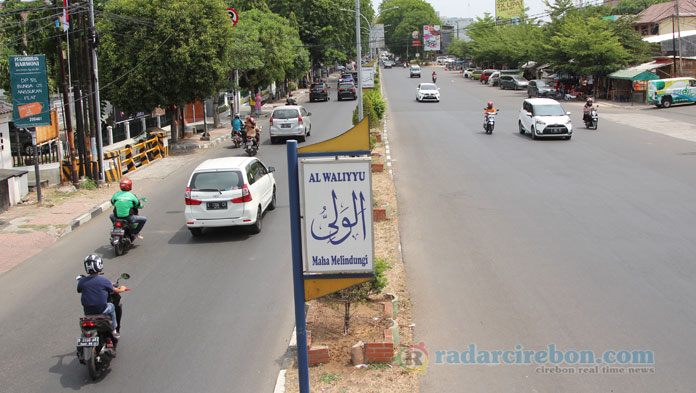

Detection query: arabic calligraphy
xmin=310 ymin=189 xmax=367 ymax=245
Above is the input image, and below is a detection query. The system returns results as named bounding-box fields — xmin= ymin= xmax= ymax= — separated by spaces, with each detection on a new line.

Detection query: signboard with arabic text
xmin=301 ymin=157 xmax=373 ymax=274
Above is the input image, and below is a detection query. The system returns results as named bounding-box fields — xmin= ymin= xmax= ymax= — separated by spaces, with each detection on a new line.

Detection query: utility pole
xmin=355 ymin=0 xmax=363 ymax=120
xmin=672 ymin=14 xmax=678 ymax=77
xmin=676 ymin=0 xmax=683 ymax=76
xmin=56 ymin=10 xmax=78 ymax=187
xmin=88 ymin=0 xmax=105 ymax=183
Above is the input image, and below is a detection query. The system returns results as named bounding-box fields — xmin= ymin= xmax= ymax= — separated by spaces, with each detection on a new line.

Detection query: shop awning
xmin=607 ymin=68 xmax=660 ymax=81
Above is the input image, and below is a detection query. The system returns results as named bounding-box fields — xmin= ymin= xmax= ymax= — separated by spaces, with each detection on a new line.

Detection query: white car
xmin=185 ymin=157 xmax=276 ymax=236
xmin=518 ymin=98 xmax=573 ymax=140
xmin=416 ymin=83 xmax=440 ymax=102
xmin=269 ymin=105 xmax=312 ymax=144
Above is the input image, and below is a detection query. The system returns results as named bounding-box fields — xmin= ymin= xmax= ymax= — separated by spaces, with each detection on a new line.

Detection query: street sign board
xmin=9 ymin=55 xmax=50 ymax=127
xmin=301 ymin=157 xmax=373 ymax=274
xmin=226 ymin=7 xmax=238 ymax=26
xmin=361 ymin=66 xmax=375 ymax=89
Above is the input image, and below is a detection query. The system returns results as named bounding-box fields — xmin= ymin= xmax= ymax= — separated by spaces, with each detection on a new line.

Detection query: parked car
xmin=185 ymin=157 xmax=277 ymax=236
xmin=499 ymin=75 xmax=529 ymax=90
xmin=647 ymin=77 xmax=696 ymax=108
xmin=463 ymin=68 xmax=475 ymax=78
xmin=415 ymin=83 xmax=440 ymax=102
xmin=528 ymin=79 xmax=555 ymax=98
xmin=309 ymin=82 xmax=329 ymax=102
xmin=409 ymin=65 xmax=421 ymax=78
xmin=269 ymin=105 xmax=312 ymax=143
xmin=480 ymin=69 xmax=497 ymax=84
xmin=518 ymin=98 xmax=573 ymax=140
xmin=8 ymin=122 xmax=35 ymax=156
xmin=337 ymin=81 xmax=357 ymax=101
xmin=470 ymin=69 xmax=483 ymax=80
xmin=488 ymin=71 xmax=501 ymax=86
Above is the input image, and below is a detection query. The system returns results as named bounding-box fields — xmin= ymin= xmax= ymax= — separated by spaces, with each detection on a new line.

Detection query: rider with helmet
xmin=110 ymin=178 xmax=146 ymax=239
xmin=244 ymin=116 xmax=261 ymax=146
xmin=232 ymin=113 xmax=243 ymax=135
xmin=484 ymin=101 xmax=496 ymax=118
xmin=432 ymin=71 xmax=438 ymax=83
xmin=77 ymin=254 xmax=127 ymax=338
xmin=583 ymin=97 xmax=594 ymax=122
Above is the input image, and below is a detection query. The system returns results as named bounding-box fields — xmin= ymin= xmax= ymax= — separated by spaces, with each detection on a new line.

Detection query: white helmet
xmin=84 ymin=254 xmax=103 ymax=274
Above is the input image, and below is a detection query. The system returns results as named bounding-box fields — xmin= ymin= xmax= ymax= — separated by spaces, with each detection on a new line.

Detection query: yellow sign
xmin=304 ymin=277 xmax=373 ymax=301
xmin=298 ymin=117 xmax=369 ymax=154
xmin=496 ymin=0 xmax=525 ymax=20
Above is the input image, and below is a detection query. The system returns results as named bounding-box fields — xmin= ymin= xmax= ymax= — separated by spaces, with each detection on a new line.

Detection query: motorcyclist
xmin=232 ymin=113 xmax=243 ymax=137
xmin=432 ymin=71 xmax=438 ymax=83
xmin=77 ymin=254 xmax=127 ymax=338
xmin=286 ymin=92 xmax=297 ymax=106
xmin=583 ymin=98 xmax=595 ymax=123
xmin=109 ymin=178 xmax=146 ymax=240
xmin=244 ymin=116 xmax=261 ymax=147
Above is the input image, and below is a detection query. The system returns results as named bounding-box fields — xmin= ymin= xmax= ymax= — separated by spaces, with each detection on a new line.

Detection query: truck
xmin=647 ymin=77 xmax=696 ymax=108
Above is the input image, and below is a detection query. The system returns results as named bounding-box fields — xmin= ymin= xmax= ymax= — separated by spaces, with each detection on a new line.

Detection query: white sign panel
xmin=361 ymin=66 xmax=375 ymax=89
xmin=301 ymin=157 xmax=373 ymax=273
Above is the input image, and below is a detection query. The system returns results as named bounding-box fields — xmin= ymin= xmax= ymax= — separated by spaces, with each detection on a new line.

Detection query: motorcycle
xmin=76 ymin=273 xmax=131 ymax=380
xmin=584 ymin=107 xmax=598 ymax=129
xmin=286 ymin=93 xmax=297 ymax=106
xmin=231 ymin=129 xmax=243 ymax=148
xmin=483 ymin=111 xmax=498 ymax=134
xmin=432 ymin=75 xmax=438 ymax=84
xmin=110 ymin=198 xmax=146 ymax=257
xmin=244 ymin=136 xmax=258 ymax=156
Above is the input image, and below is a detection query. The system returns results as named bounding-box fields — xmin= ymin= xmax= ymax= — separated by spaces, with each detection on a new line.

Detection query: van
xmin=647 ymin=77 xmax=696 ymax=108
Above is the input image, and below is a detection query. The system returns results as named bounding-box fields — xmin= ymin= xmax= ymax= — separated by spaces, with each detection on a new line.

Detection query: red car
xmin=480 ymin=69 xmax=498 ymax=84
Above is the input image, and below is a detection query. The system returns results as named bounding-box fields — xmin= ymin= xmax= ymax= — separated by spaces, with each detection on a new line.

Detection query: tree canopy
xmin=378 ymin=0 xmax=441 ymax=60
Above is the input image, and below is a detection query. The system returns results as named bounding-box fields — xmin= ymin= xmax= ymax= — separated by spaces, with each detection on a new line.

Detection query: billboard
xmin=370 ymin=24 xmax=385 ymax=49
xmin=496 ymin=0 xmax=525 ymax=20
xmin=9 ymin=55 xmax=51 ymax=127
xmin=423 ymin=25 xmax=441 ymax=51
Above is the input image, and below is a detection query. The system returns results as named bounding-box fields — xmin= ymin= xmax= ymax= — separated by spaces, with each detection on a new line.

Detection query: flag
xmin=62 ymin=0 xmax=69 ymax=32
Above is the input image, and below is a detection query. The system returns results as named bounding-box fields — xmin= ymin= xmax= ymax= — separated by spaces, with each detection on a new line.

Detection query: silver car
xmin=269 ymin=105 xmax=312 ymax=143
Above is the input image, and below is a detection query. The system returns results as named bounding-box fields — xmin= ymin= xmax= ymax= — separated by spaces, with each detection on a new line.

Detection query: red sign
xmin=412 ymin=40 xmax=421 ymax=46
xmin=226 ymin=8 xmax=238 ymax=26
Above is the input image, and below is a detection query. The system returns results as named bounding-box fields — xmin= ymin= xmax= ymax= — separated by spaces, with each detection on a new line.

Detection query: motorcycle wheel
xmin=114 ymin=240 xmax=125 ymax=257
xmin=85 ymin=346 xmax=104 ymax=380
xmin=593 ymin=120 xmax=597 ymax=130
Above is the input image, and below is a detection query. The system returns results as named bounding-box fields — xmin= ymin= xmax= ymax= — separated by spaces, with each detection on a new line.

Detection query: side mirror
xmin=76 ymin=275 xmax=85 ymax=280
xmin=268 ymin=166 xmax=276 ymax=173
xmin=566 ymin=112 xmax=571 ymax=115
xmin=307 ymin=112 xmax=312 ymax=116
xmin=141 ymin=197 xmax=148 ymax=202
xmin=120 ymin=273 xmax=131 ymax=280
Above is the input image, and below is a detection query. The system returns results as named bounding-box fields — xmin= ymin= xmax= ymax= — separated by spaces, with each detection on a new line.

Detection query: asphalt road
xmin=0 ymin=75 xmax=356 ymax=393
xmin=383 ymin=66 xmax=696 ymax=391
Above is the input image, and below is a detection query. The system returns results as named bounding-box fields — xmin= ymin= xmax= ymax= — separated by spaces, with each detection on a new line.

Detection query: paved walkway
xmin=0 ymin=89 xmax=311 ymax=276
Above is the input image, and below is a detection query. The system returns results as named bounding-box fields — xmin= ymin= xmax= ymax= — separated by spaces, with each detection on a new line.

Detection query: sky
xmin=375 ymin=0 xmax=550 ymax=20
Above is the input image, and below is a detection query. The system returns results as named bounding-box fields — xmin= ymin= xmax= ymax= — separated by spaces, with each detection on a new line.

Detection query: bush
xmin=366 ymin=90 xmax=385 ymax=120
xmin=288 ymin=81 xmax=297 ymax=91
xmin=351 ymin=93 xmax=378 ymax=130
xmin=217 ymin=104 xmax=229 ymax=114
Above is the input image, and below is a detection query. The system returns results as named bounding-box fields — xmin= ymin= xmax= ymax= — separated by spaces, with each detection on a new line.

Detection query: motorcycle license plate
xmin=207 ymin=201 xmax=227 ymax=210
xmin=111 ymin=228 xmax=125 ymax=236
xmin=77 ymin=337 xmax=100 ymax=347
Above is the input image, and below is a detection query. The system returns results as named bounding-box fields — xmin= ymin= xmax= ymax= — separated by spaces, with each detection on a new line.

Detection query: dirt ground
xmin=284 ymin=124 xmax=419 ymax=392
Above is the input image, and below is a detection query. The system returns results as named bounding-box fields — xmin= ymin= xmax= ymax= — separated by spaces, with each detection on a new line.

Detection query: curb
xmin=170 ymin=132 xmax=231 ymax=151
xmin=62 ymin=200 xmax=113 ymax=239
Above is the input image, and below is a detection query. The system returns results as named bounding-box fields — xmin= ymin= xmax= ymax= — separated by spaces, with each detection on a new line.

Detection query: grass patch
xmin=80 ymin=179 xmax=98 ymax=190
xmin=319 ymin=372 xmax=340 ymax=384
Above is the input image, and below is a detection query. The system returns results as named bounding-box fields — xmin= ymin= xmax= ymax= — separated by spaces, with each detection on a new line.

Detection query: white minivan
xmin=518 ymin=98 xmax=573 ymax=140
xmin=184 ymin=157 xmax=276 ymax=236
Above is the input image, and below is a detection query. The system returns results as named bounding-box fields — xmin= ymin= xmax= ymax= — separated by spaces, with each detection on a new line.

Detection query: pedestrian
xmin=254 ymin=92 xmax=262 ymax=114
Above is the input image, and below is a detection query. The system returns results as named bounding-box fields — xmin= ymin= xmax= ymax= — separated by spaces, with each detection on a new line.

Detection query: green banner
xmin=496 ymin=0 xmax=525 ymax=20
xmin=9 ymin=55 xmax=51 ymax=127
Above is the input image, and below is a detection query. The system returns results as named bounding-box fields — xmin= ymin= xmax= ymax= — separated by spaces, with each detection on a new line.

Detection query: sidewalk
xmin=0 ymin=89 xmax=311 ymax=276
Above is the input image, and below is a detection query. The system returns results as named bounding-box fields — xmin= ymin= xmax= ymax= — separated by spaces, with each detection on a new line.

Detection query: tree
xmin=613 ymin=0 xmax=671 ymax=15
xmin=97 ymin=0 xmax=234 ymax=143
xmin=465 ymin=14 xmax=543 ymax=68
xmin=378 ymin=0 xmax=441 ymax=60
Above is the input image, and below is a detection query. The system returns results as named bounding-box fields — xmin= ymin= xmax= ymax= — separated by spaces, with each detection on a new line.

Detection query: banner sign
xmin=361 ymin=66 xmax=375 ymax=89
xmin=370 ymin=24 xmax=385 ymax=49
xmin=9 ymin=55 xmax=51 ymax=127
xmin=496 ymin=0 xmax=525 ymax=20
xmin=301 ymin=157 xmax=373 ymax=274
xmin=423 ymin=25 xmax=441 ymax=51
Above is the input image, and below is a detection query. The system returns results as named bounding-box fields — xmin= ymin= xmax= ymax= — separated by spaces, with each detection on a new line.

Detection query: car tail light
xmin=338 ymin=88 xmax=343 ymax=92
xmin=185 ymin=187 xmax=202 ymax=205
xmin=82 ymin=321 xmax=95 ymax=328
xmin=269 ymin=116 xmax=273 ymax=125
xmin=231 ymin=184 xmax=252 ymax=203
xmin=298 ymin=115 xmax=303 ymax=125
xmin=350 ymin=87 xmax=355 ymax=92
xmin=323 ymin=88 xmax=327 ymax=93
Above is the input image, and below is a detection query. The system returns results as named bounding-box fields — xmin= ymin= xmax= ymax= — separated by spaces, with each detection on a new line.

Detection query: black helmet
xmin=84 ymin=254 xmax=103 ymax=274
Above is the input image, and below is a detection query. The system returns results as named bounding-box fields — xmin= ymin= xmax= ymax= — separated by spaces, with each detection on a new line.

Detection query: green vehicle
xmin=647 ymin=77 xmax=696 ymax=108
xmin=470 ymin=69 xmax=483 ymax=80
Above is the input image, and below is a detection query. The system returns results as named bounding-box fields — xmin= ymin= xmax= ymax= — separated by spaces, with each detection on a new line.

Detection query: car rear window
xmin=535 ymin=81 xmax=549 ymax=87
xmin=273 ymin=109 xmax=300 ymax=119
xmin=189 ymin=171 xmax=244 ymax=191
xmin=339 ymin=83 xmax=354 ymax=89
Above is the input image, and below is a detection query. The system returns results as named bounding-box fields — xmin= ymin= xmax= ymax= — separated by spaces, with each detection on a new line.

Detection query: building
xmin=441 ymin=16 xmax=474 ymax=42
xmin=634 ymin=0 xmax=696 ymax=36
